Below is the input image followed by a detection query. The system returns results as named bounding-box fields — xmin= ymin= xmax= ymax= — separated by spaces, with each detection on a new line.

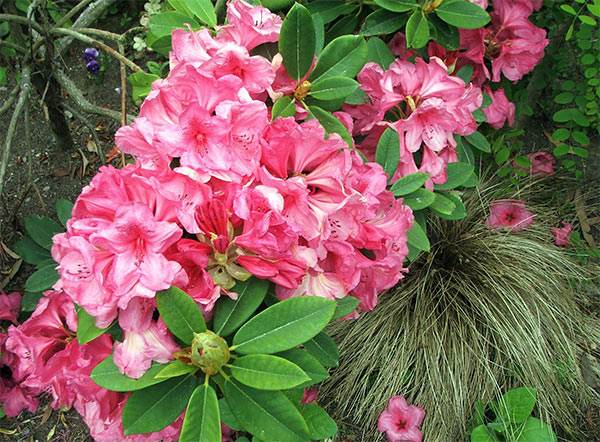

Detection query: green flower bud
xmin=190 ymin=330 xmax=230 ymax=375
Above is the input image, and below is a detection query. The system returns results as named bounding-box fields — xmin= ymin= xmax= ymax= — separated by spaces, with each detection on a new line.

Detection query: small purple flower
xmin=82 ymin=47 xmax=99 ymax=62
xmin=86 ymin=59 xmax=100 ymax=75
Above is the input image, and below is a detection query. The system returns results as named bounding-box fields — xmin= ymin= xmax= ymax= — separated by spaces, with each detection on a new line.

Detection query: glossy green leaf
xmin=362 ymin=9 xmax=409 ymax=37
xmin=374 ymin=0 xmax=417 ymax=12
xmin=455 ymin=64 xmax=474 ymax=84
xmin=553 ymin=108 xmax=575 ymax=123
xmin=12 ymin=236 xmax=51 ymax=265
xmin=302 ymin=404 xmax=338 ymax=440
xmin=309 ymin=35 xmax=368 ymax=83
xmin=271 ymin=96 xmax=296 ymax=121
xmin=324 ymin=13 xmax=360 ymax=46
xmin=283 ymin=388 xmax=304 ymax=405
xmin=25 ymin=263 xmax=59 ymax=293
xmin=405 ymin=10 xmax=430 ymax=49
xmin=390 ymin=173 xmax=430 ymax=197
xmin=129 ymin=72 xmax=160 ymax=102
xmin=470 ymin=425 xmax=497 ymax=442
xmin=560 ymin=4 xmax=576 ymax=14
xmin=310 ymin=77 xmax=359 ymax=101
xmin=219 ymin=398 xmax=244 ymax=431
xmin=367 ymin=37 xmax=395 ymax=69
xmin=435 ymin=193 xmax=467 ymax=220
xmin=375 ymin=127 xmax=400 ymax=179
xmin=332 ymin=296 xmax=360 ymax=320
xmin=156 ymin=286 xmax=206 ymax=345
xmin=56 ymin=199 xmax=73 ymax=227
xmin=213 ymin=277 xmax=269 ymax=337
xmin=224 ymin=379 xmax=311 ymax=441
xmin=303 ymin=332 xmax=339 ymax=368
xmin=231 ymin=354 xmax=310 ymax=390
xmin=149 ymin=12 xmax=200 ymax=38
xmin=155 ymin=360 xmax=199 ymax=379
xmin=21 ymin=292 xmax=44 ymax=312
xmin=551 ymin=128 xmax=570 ymax=142
xmin=572 ymin=131 xmax=590 ymax=146
xmin=279 ymin=3 xmax=315 ymax=80
xmin=76 ymin=305 xmax=110 ymax=345
xmin=276 ymin=348 xmax=329 ymax=388
xmin=123 ymin=375 xmax=196 ymax=435
xmin=435 ymin=0 xmax=490 ymax=29
xmin=232 ymin=296 xmax=336 ymax=354
xmin=465 ymin=131 xmax=491 ymax=153
xmin=148 ymin=33 xmax=173 ymax=56
xmin=434 ymin=162 xmax=474 ymax=190
xmin=185 ymin=0 xmax=217 ymax=27
xmin=180 ymin=384 xmax=221 ymax=442
xmin=430 ymin=192 xmax=456 ymax=216
xmin=313 ymin=13 xmax=325 ymax=55
xmin=90 ymin=355 xmax=168 ymax=391
xmin=515 ymin=417 xmax=557 ymax=442
xmin=429 ymin=15 xmax=460 ymax=50
xmin=25 ymin=215 xmax=63 ymax=249
xmin=406 ymin=220 xmax=430 ymax=252
xmin=402 ymin=188 xmax=436 ymax=210
xmin=554 ymin=92 xmax=574 ymax=104
xmin=305 ymin=1 xmax=356 ymax=24
xmin=308 ymin=105 xmax=354 ymax=149
xmin=167 ymin=0 xmax=194 ymax=16
xmin=498 ymin=387 xmax=536 ymax=424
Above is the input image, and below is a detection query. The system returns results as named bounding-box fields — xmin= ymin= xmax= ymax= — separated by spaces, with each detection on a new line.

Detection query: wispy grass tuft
xmin=322 ymin=179 xmax=600 ymax=441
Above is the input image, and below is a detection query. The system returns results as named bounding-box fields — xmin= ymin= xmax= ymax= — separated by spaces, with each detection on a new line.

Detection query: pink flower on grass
xmin=524 ymin=152 xmax=554 ymax=177
xmin=301 ymin=387 xmax=318 ymax=404
xmin=552 ymin=222 xmax=572 ymax=247
xmin=486 ymin=199 xmax=534 ymax=232
xmin=378 ymin=396 xmax=425 ymax=442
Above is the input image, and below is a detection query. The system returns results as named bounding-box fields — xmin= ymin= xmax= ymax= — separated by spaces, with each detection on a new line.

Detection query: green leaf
xmin=276 ymin=348 xmax=329 ymax=388
xmin=465 ymin=131 xmax=491 ymax=153
xmin=345 ymin=87 xmax=367 ymax=105
xmin=90 ymin=355 xmax=168 ymax=391
xmin=362 ymin=9 xmax=409 ymax=37
xmin=429 ymin=15 xmax=460 ymax=50
xmin=180 ymin=384 xmax=221 ymax=442
xmin=302 ymin=403 xmax=338 ymax=440
xmin=148 ymin=34 xmax=173 ymax=56
xmin=455 ymin=64 xmax=474 ymax=84
xmin=391 ymin=173 xmax=430 ymax=197
xmin=25 ymin=263 xmax=59 ymax=293
xmin=219 ymin=398 xmax=244 ymax=431
xmin=129 ymin=72 xmax=160 ymax=102
xmin=185 ymin=0 xmax=217 ymax=27
xmin=435 ymin=0 xmax=490 ymax=29
xmin=375 ymin=127 xmax=400 ymax=179
xmin=76 ymin=305 xmax=110 ymax=345
xmin=309 ymin=77 xmax=359 ymax=101
xmin=495 ymin=147 xmax=510 ymax=164
xmin=0 ymin=66 xmax=7 ymax=86
xmin=279 ymin=3 xmax=315 ymax=81
xmin=324 ymin=13 xmax=360 ymax=46
xmin=553 ymin=108 xmax=575 ymax=123
xmin=156 ymin=286 xmax=207 ymax=345
xmin=430 ymin=192 xmax=456 ymax=216
xmin=155 ymin=360 xmax=199 ymax=378
xmin=21 ymin=292 xmax=44 ymax=312
xmin=56 ymin=199 xmax=73 ymax=227
xmin=271 ymin=96 xmax=296 ymax=121
xmin=25 ymin=214 xmax=63 ymax=249
xmin=303 ymin=332 xmax=339 ymax=368
xmin=462 ymin=171 xmax=479 ymax=188
xmin=213 ymin=277 xmax=269 ymax=337
xmin=498 ymin=387 xmax=536 ymax=424
xmin=309 ymin=35 xmax=368 ymax=83
xmin=434 ymin=162 xmax=474 ymax=190
xmin=513 ymin=155 xmax=532 ymax=168
xmin=12 ymin=236 xmax=52 ymax=265
xmin=515 ymin=417 xmax=557 ymax=442
xmin=373 ymin=0 xmax=418 ymax=12
xmin=551 ymin=128 xmax=570 ymax=142
xmin=332 ymin=296 xmax=360 ymax=320
xmin=405 ymin=10 xmax=430 ymax=49
xmin=554 ymin=92 xmax=574 ymax=104
xmin=572 ymin=131 xmax=590 ymax=146
xmin=402 ymin=188 xmax=436 ymax=210
xmin=587 ymin=2 xmax=600 ymax=17
xmin=231 ymin=354 xmax=310 ymax=390
xmin=148 ymin=12 xmax=200 ymax=38
xmin=553 ymin=144 xmax=569 ymax=157
xmin=572 ymin=146 xmax=588 ymax=158
xmin=406 ymin=220 xmax=430 ymax=252
xmin=367 ymin=37 xmax=395 ymax=69
xmin=471 ymin=424 xmax=497 ymax=442
xmin=232 ymin=296 xmax=336 ymax=355
xmin=123 ymin=374 xmax=196 ymax=435
xmin=308 ymin=105 xmax=354 ymax=149
xmin=224 ymin=379 xmax=311 ymax=441
xmin=305 ymin=1 xmax=357 ymax=24
xmin=168 ymin=0 xmax=195 ymax=16
xmin=435 ymin=193 xmax=467 ymax=220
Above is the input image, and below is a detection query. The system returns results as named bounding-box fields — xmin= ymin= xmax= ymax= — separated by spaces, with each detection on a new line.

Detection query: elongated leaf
xmin=76 ymin=305 xmax=110 ymax=345
xmin=471 ymin=425 xmax=496 ymax=442
xmin=25 ymin=264 xmax=59 ymax=293
xmin=403 ymin=188 xmax=435 ymax=210
xmin=231 ymin=355 xmax=309 ymax=390
xmin=435 ymin=193 xmax=467 ymax=220
xmin=232 ymin=296 xmax=335 ymax=355
xmin=180 ymin=384 xmax=221 ymax=442
xmin=21 ymin=291 xmax=44 ymax=312
xmin=309 ymin=77 xmax=359 ymax=101
xmin=308 ymin=105 xmax=354 ymax=149
xmin=276 ymin=348 xmax=329 ymax=388
xmin=155 ymin=360 xmax=199 ymax=379
xmin=430 ymin=192 xmax=456 ymax=216
xmin=405 ymin=10 xmax=429 ymax=49
xmin=435 ymin=0 xmax=490 ymax=29
xmin=213 ymin=277 xmax=269 ymax=337
xmin=25 ymin=215 xmax=63 ymax=249
xmin=149 ymin=12 xmax=200 ymax=38
xmin=123 ymin=374 xmax=196 ymax=435
xmin=309 ymin=35 xmax=368 ymax=83
xmin=303 ymin=332 xmax=339 ymax=368
xmin=455 ymin=64 xmax=474 ymax=85
xmin=429 ymin=15 xmax=460 ymax=50
xmin=498 ymin=387 xmax=536 ymax=424
xmin=224 ymin=379 xmax=310 ymax=441
xmin=12 ymin=236 xmax=51 ymax=265
xmin=332 ymin=296 xmax=360 ymax=320
xmin=305 ymin=1 xmax=356 ymax=24
xmin=367 ymin=37 xmax=396 ymax=69
xmin=362 ymin=9 xmax=408 ymax=37
xmin=185 ymin=0 xmax=217 ymax=27
xmin=168 ymin=0 xmax=194 ymax=16
xmin=271 ymin=96 xmax=296 ymax=121
xmin=390 ymin=173 xmax=430 ymax=197
xmin=279 ymin=3 xmax=315 ymax=80
xmin=90 ymin=355 xmax=168 ymax=391
xmin=156 ymin=286 xmax=206 ymax=345
xmin=219 ymin=398 xmax=244 ymax=431
xmin=406 ymin=221 xmax=430 ymax=252
xmin=374 ymin=0 xmax=417 ymax=12
xmin=516 ymin=417 xmax=557 ymax=442
xmin=129 ymin=72 xmax=160 ymax=102
xmin=375 ymin=127 xmax=400 ymax=179
xmin=434 ymin=162 xmax=474 ymax=190
xmin=302 ymin=404 xmax=338 ymax=440
xmin=465 ymin=131 xmax=491 ymax=153
xmin=56 ymin=199 xmax=73 ymax=227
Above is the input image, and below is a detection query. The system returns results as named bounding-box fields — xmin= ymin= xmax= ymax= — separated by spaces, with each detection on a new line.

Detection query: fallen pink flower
xmin=552 ymin=222 xmax=572 ymax=247
xmin=526 ymin=152 xmax=554 ymax=177
xmin=486 ymin=199 xmax=534 ymax=232
xmin=0 ymin=291 xmax=21 ymax=324
xmin=301 ymin=387 xmax=318 ymax=404
xmin=378 ymin=395 xmax=425 ymax=442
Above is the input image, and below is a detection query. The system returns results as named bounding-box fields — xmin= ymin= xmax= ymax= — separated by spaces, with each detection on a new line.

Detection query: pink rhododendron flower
xmin=0 ymin=291 xmax=21 ymax=324
xmin=486 ymin=199 xmax=534 ymax=231
xmin=378 ymin=396 xmax=425 ymax=442
xmin=219 ymin=0 xmax=282 ymax=50
xmin=552 ymin=222 xmax=572 ymax=247
xmin=523 ymin=151 xmax=554 ymax=177
xmin=301 ymin=387 xmax=318 ymax=404
xmin=483 ymin=86 xmax=515 ymax=129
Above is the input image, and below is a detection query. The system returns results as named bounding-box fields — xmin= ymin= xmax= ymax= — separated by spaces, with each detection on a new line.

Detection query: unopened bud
xmin=191 ymin=330 xmax=230 ymax=375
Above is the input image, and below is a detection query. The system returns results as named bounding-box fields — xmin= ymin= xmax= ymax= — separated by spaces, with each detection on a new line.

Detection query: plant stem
xmin=54 ymin=0 xmax=94 ymax=28
xmin=63 ymin=102 xmax=106 ymax=165
xmin=0 ymin=14 xmax=45 ymax=34
xmin=56 ymin=0 xmax=116 ymax=55
xmin=0 ymin=84 xmax=20 ymax=117
xmin=0 ymin=40 xmax=27 ymax=53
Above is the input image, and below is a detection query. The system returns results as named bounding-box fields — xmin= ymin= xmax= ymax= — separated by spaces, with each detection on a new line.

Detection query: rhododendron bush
xmin=0 ymin=0 xmax=553 ymax=440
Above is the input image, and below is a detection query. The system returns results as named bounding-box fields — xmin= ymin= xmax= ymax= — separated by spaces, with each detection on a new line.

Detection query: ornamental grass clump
xmin=323 ymin=179 xmax=600 ymax=441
